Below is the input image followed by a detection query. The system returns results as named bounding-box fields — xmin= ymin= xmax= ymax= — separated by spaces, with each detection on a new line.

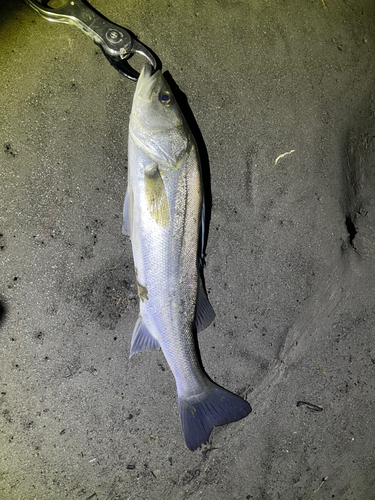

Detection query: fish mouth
xmin=136 ymin=64 xmax=161 ymax=102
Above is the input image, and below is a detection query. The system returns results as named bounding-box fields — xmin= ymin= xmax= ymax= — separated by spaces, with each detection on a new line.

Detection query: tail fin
xmin=178 ymin=383 xmax=251 ymax=451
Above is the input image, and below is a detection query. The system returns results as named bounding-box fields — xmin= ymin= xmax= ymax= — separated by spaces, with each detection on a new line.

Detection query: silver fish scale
xmin=129 ymin=131 xmax=207 ymax=397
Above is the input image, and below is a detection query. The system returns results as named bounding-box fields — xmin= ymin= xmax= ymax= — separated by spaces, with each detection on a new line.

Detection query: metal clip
xmin=24 ymin=0 xmax=159 ymax=81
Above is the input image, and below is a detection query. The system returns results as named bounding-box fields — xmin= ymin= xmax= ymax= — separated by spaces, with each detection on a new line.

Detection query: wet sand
xmin=1 ymin=1 xmax=374 ymax=498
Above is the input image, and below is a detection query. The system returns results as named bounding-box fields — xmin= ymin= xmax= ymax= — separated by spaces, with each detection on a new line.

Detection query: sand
xmin=1 ymin=0 xmax=374 ymax=498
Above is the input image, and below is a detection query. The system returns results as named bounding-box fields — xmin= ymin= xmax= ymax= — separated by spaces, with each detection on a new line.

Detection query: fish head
xmin=130 ymin=64 xmax=191 ymax=167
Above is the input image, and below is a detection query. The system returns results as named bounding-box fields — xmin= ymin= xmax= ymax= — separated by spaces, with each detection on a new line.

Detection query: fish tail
xmin=178 ymin=382 xmax=251 ymax=451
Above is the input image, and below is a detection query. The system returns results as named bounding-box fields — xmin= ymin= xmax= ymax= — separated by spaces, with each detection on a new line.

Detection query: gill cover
xmin=129 ymin=64 xmax=190 ymax=167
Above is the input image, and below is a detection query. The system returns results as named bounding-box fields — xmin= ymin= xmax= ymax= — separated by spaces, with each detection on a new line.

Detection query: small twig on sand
xmin=304 ymin=487 xmax=318 ymax=500
xmin=296 ymin=401 xmax=323 ymax=412
xmin=315 ymin=477 xmax=328 ymax=492
xmin=321 ymin=0 xmax=327 ymax=8
xmin=274 ymin=149 xmax=295 ymax=165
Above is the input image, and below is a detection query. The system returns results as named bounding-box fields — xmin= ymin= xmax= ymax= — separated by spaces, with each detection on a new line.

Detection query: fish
xmin=123 ymin=64 xmax=251 ymax=451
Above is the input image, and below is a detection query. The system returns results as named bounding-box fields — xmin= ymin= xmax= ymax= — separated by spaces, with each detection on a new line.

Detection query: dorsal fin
xmin=195 ymin=275 xmax=215 ymax=332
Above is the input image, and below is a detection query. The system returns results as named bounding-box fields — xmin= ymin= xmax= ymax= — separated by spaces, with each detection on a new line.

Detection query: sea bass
xmin=123 ymin=64 xmax=251 ymax=451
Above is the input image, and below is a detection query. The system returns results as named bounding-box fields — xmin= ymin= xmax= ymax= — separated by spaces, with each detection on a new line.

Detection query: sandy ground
xmin=1 ymin=0 xmax=375 ymax=499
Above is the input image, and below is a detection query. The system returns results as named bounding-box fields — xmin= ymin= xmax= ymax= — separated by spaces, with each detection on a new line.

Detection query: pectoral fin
xmin=144 ymin=164 xmax=170 ymax=228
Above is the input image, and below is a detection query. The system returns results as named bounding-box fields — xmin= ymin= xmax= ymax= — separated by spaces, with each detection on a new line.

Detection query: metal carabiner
xmin=24 ymin=0 xmax=159 ymax=81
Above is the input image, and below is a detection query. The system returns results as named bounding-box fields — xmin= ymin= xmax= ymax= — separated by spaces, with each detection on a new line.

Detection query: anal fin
xmin=129 ymin=316 xmax=160 ymax=357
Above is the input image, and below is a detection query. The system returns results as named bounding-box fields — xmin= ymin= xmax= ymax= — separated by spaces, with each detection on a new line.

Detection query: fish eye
xmin=159 ymin=91 xmax=172 ymax=106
